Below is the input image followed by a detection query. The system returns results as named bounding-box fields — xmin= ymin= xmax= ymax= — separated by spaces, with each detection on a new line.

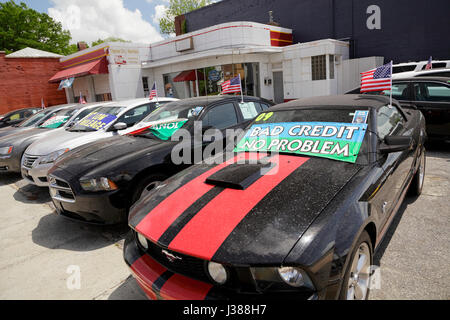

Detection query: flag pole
xmin=155 ymin=82 xmax=159 ymax=104
xmin=239 ymin=74 xmax=244 ymax=104
xmin=390 ymin=61 xmax=393 ymax=107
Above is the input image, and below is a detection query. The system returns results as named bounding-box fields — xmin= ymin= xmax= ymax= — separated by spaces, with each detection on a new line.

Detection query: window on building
xmin=329 ymin=55 xmax=335 ymax=80
xmin=142 ymin=77 xmax=149 ymax=97
xmin=95 ymin=93 xmax=112 ymax=102
xmin=162 ymin=63 xmax=260 ymax=99
xmin=312 ymin=55 xmax=326 ymax=81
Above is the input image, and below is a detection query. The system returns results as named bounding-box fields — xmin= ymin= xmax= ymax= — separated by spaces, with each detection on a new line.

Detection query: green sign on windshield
xmin=149 ymin=120 xmax=188 ymax=141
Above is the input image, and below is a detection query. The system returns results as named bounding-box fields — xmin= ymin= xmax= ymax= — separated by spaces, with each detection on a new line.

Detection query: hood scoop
xmin=205 ymin=162 xmax=273 ymax=190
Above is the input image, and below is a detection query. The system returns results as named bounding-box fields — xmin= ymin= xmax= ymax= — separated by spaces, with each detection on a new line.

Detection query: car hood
xmin=25 ymin=129 xmax=109 ymax=156
xmin=129 ymin=153 xmax=362 ymax=265
xmin=54 ymin=135 xmax=168 ymax=176
xmin=0 ymin=128 xmax=53 ymax=146
xmin=0 ymin=127 xmax=31 ymax=139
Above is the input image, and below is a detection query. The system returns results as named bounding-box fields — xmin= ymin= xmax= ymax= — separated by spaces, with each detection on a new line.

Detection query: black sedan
xmin=347 ymin=77 xmax=450 ymax=142
xmin=47 ymin=96 xmax=273 ymax=225
xmin=0 ymin=107 xmax=40 ymax=129
xmin=124 ymin=94 xmax=426 ymax=300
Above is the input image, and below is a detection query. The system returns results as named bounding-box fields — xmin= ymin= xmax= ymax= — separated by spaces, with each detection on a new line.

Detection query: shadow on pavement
xmin=373 ymin=194 xmax=417 ymax=265
xmin=0 ymin=173 xmax=22 ymax=186
xmin=32 ymin=212 xmax=129 ymax=252
xmin=108 ymin=276 xmax=147 ymax=300
xmin=13 ymin=182 xmax=51 ymax=204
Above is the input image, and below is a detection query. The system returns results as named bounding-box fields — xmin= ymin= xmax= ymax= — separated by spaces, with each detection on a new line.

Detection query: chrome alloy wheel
xmin=346 ymin=243 xmax=371 ymax=300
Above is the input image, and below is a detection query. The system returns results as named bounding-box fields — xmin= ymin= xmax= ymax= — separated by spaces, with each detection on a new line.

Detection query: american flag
xmin=360 ymin=62 xmax=392 ymax=93
xmin=149 ymin=83 xmax=158 ymax=100
xmin=425 ymin=56 xmax=432 ymax=70
xmin=221 ymin=75 xmax=242 ymax=94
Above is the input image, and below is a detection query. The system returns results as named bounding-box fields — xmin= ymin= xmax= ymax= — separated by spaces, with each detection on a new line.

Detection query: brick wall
xmin=0 ymin=52 xmax=67 ymax=114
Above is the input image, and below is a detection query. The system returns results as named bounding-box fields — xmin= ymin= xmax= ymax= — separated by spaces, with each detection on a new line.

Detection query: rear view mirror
xmin=379 ymin=135 xmax=414 ymax=154
xmin=113 ymin=122 xmax=128 ymax=131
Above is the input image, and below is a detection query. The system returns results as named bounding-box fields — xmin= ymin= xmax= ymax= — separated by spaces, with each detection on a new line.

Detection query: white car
xmin=392 ymin=60 xmax=450 ymax=79
xmin=22 ymin=98 xmax=178 ymax=187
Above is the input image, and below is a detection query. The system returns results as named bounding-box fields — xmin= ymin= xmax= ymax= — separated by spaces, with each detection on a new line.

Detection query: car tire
xmin=409 ymin=149 xmax=426 ymax=196
xmin=339 ymin=231 xmax=373 ymax=300
xmin=130 ymin=173 xmax=168 ymax=207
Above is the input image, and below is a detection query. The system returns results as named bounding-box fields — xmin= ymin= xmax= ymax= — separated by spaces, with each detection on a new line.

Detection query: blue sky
xmin=1 ymin=0 xmax=174 ymax=44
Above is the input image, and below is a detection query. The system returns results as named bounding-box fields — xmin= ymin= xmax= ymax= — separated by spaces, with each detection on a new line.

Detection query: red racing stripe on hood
xmin=167 ymin=155 xmax=310 ymax=261
xmin=159 ymin=274 xmax=213 ymax=300
xmin=136 ymin=152 xmax=267 ymax=243
xmin=130 ymin=255 xmax=167 ymax=300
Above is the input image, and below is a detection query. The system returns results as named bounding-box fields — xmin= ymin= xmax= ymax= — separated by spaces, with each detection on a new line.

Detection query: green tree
xmin=158 ymin=0 xmax=211 ymax=35
xmin=0 ymin=1 xmax=73 ymax=55
xmin=91 ymin=37 xmax=130 ymax=47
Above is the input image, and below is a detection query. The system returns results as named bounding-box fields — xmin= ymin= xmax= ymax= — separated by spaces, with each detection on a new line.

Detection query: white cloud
xmin=152 ymin=4 xmax=169 ymax=25
xmin=48 ymin=0 xmax=163 ymax=45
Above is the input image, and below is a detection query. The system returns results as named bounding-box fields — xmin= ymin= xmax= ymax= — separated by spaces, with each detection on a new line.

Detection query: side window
xmin=377 ymin=106 xmax=405 ymax=140
xmin=203 ymin=103 xmax=238 ymax=130
xmin=260 ymin=103 xmax=270 ymax=111
xmin=382 ymin=83 xmax=410 ymax=101
xmin=238 ymin=102 xmax=260 ymax=120
xmin=117 ymin=104 xmax=152 ymax=127
xmin=414 ymin=83 xmax=450 ymax=102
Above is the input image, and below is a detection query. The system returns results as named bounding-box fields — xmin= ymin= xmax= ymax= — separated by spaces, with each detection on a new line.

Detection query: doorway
xmin=273 ymin=71 xmax=284 ymax=104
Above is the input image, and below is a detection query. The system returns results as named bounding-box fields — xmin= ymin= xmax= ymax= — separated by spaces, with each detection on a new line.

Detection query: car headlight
xmin=39 ymin=149 xmax=69 ymax=165
xmin=79 ymin=177 xmax=118 ymax=192
xmin=136 ymin=232 xmax=149 ymax=250
xmin=278 ymin=267 xmax=307 ymax=287
xmin=207 ymin=262 xmax=228 ymax=285
xmin=0 ymin=146 xmax=13 ymax=156
xmin=250 ymin=267 xmax=315 ymax=290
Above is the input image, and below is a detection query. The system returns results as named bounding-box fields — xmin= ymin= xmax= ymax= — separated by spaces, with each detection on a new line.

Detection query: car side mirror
xmin=113 ymin=122 xmax=128 ymax=131
xmin=379 ymin=135 xmax=414 ymax=154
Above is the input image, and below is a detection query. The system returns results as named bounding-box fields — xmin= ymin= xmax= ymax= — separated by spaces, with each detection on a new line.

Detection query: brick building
xmin=0 ymin=48 xmax=67 ymax=114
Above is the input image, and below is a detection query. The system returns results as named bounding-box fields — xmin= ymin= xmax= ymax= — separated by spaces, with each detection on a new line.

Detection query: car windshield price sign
xmin=40 ymin=115 xmax=70 ymax=128
xmin=149 ymin=119 xmax=188 ymax=141
xmin=235 ymin=122 xmax=368 ymax=163
xmin=77 ymin=112 xmax=118 ymax=131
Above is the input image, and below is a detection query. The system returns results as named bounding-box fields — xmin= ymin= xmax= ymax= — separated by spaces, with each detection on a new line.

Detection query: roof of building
xmin=6 ymin=47 xmax=63 ymax=58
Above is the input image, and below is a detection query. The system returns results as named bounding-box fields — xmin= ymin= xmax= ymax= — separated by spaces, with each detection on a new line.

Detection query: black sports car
xmin=124 ymin=94 xmax=426 ymax=300
xmin=47 ymin=96 xmax=273 ymax=224
xmin=347 ymin=77 xmax=450 ymax=142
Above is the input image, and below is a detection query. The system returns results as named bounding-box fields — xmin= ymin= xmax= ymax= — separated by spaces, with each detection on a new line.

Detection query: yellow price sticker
xmin=255 ymin=112 xmax=274 ymax=122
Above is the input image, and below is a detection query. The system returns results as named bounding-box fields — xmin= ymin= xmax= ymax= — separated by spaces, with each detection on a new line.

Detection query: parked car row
xmin=347 ymin=76 xmax=450 ymax=142
xmin=0 ymin=94 xmax=427 ymax=300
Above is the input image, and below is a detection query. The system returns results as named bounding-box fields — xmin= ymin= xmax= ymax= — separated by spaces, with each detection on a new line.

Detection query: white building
xmin=52 ymin=21 xmax=383 ymax=104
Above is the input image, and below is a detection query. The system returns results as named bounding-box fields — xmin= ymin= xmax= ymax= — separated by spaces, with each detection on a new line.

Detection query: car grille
xmin=145 ymin=240 xmax=211 ymax=283
xmin=22 ymin=155 xmax=39 ymax=169
xmin=49 ymin=175 xmax=75 ymax=203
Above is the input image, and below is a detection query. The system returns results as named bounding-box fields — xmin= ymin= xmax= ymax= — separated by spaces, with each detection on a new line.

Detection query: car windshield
xmin=38 ymin=108 xmax=78 ymax=129
xmin=65 ymin=107 xmax=100 ymax=129
xmin=68 ymin=106 xmax=126 ymax=132
xmin=235 ymin=108 xmax=371 ymax=165
xmin=14 ymin=109 xmax=47 ymax=127
xmin=135 ymin=102 xmax=205 ymax=141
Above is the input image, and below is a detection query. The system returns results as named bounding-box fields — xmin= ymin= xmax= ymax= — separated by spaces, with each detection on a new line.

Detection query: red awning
xmin=49 ymin=57 xmax=108 ymax=83
xmin=173 ymin=70 xmax=205 ymax=82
